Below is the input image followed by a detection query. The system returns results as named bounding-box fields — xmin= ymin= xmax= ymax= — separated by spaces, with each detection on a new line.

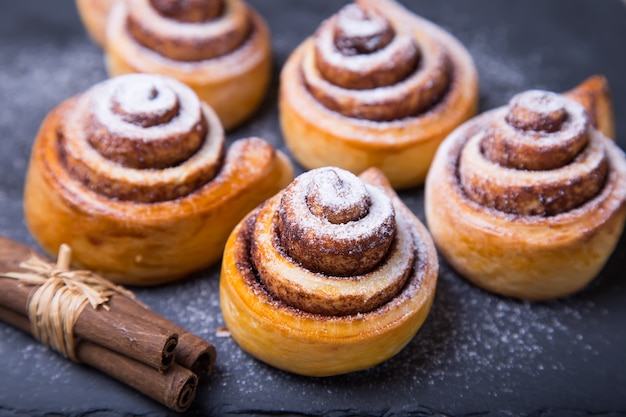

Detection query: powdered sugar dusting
xmin=462 ymin=28 xmax=552 ymax=109
xmin=499 ymin=110 xmax=588 ymax=149
xmin=1 ymin=1 xmax=625 ymax=415
xmin=315 ymin=16 xmax=417 ymax=75
xmin=91 ymin=74 xmax=203 ymax=141
xmin=62 ymin=90 xmax=224 ymax=197
xmin=307 ymin=167 xmax=369 ymax=218
xmin=126 ymin=0 xmax=249 ymax=41
xmin=394 ymin=268 xmax=610 ymax=389
xmin=252 ymin=191 xmax=417 ymax=304
xmin=112 ymin=75 xmax=177 ymax=116
xmin=284 ymin=168 xmax=395 ymax=244
xmin=335 ymin=4 xmax=386 ymax=39
xmin=510 ymin=90 xmax=565 ymax=117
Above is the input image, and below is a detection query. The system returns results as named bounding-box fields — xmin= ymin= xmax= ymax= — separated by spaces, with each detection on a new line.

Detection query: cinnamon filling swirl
xmin=277 ymin=167 xmax=396 ymax=277
xmin=304 ymin=2 xmax=451 ymax=121
xmin=150 ymin=0 xmax=224 ymax=22
xmin=459 ymin=91 xmax=609 ymax=216
xmin=249 ymin=168 xmax=416 ymax=316
xmin=60 ymin=74 xmax=224 ymax=203
xmin=126 ymin=0 xmax=251 ymax=62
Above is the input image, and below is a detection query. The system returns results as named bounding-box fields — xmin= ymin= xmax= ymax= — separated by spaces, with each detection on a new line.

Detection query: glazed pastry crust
xmin=425 ymin=78 xmax=626 ymax=300
xmin=105 ymin=0 xmax=272 ymax=130
xmin=220 ymin=168 xmax=438 ymax=376
xmin=279 ymin=0 xmax=478 ymax=189
xmin=24 ymin=98 xmax=293 ymax=285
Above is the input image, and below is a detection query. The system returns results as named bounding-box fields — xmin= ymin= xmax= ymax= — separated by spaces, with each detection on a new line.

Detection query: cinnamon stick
xmin=0 ymin=236 xmax=217 ymax=412
xmin=0 ymin=305 xmax=197 ymax=412
xmin=0 ymin=238 xmax=178 ymax=372
xmin=76 ymin=343 xmax=198 ymax=413
xmin=0 ymin=236 xmax=215 ymax=376
xmin=109 ymin=295 xmax=216 ymax=376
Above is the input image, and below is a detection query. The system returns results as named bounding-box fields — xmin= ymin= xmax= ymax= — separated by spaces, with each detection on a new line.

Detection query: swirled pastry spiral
xmin=105 ymin=0 xmax=271 ymax=130
xmin=425 ymin=76 xmax=626 ymax=300
xmin=279 ymin=0 xmax=478 ymax=189
xmin=24 ymin=74 xmax=293 ymax=285
xmin=220 ymin=167 xmax=438 ymax=376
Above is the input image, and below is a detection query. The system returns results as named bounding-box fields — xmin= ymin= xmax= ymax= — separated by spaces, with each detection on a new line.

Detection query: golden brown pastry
xmin=425 ymin=76 xmax=626 ymax=300
xmin=23 ymin=73 xmax=293 ymax=285
xmin=220 ymin=167 xmax=438 ymax=376
xmin=75 ymin=0 xmax=117 ymax=46
xmin=105 ymin=0 xmax=271 ymax=130
xmin=279 ymin=0 xmax=478 ymax=189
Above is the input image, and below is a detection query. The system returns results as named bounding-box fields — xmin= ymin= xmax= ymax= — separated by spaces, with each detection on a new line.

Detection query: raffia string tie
xmin=2 ymin=244 xmax=138 ymax=361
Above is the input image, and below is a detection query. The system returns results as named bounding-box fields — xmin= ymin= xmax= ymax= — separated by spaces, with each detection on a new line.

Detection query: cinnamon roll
xmin=105 ymin=0 xmax=272 ymax=130
xmin=75 ymin=0 xmax=116 ymax=46
xmin=279 ymin=0 xmax=478 ymax=189
xmin=220 ymin=167 xmax=438 ymax=376
xmin=24 ymin=74 xmax=293 ymax=285
xmin=425 ymin=76 xmax=626 ymax=300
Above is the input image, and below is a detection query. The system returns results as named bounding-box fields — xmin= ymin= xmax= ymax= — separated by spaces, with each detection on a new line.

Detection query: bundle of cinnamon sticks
xmin=0 ymin=236 xmax=216 ymax=412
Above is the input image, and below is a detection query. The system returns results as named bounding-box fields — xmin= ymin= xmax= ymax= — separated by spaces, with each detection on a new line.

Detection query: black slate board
xmin=1 ymin=1 xmax=626 ymax=416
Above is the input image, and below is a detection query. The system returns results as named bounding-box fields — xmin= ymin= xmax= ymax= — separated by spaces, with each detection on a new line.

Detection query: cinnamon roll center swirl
xmin=150 ymin=0 xmax=224 ymax=23
xmin=61 ymin=74 xmax=224 ymax=203
xmin=248 ymin=168 xmax=417 ymax=316
xmin=305 ymin=168 xmax=371 ymax=224
xmin=483 ymin=91 xmax=590 ymax=170
xmin=306 ymin=3 xmax=450 ymax=121
xmin=506 ymin=90 xmax=568 ymax=133
xmin=333 ymin=3 xmax=394 ymax=56
xmin=460 ymin=91 xmax=609 ymax=216
xmin=126 ymin=0 xmax=251 ymax=62
xmin=277 ymin=167 xmax=395 ymax=277
xmin=110 ymin=78 xmax=180 ymax=128
xmin=87 ymin=74 xmax=207 ymax=169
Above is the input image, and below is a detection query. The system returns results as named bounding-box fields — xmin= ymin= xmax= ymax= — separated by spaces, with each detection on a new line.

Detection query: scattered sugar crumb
xmin=216 ymin=326 xmax=231 ymax=338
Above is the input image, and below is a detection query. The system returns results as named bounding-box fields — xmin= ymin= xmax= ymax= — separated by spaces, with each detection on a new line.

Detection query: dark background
xmin=1 ymin=1 xmax=626 ymax=416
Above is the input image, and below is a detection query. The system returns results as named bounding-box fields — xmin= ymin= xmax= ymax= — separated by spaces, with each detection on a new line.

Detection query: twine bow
xmin=2 ymin=244 xmax=137 ymax=361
